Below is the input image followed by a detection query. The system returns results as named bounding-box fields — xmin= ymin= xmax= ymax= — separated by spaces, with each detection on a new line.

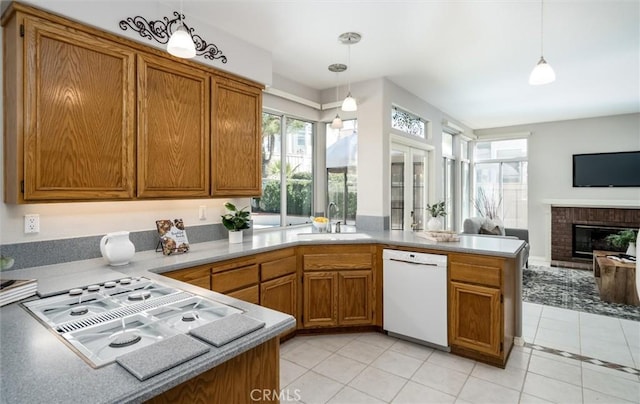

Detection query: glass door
xmin=390 ymin=143 xmax=428 ymax=231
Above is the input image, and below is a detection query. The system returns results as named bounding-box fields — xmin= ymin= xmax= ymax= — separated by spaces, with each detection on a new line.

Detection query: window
xmin=326 ymin=120 xmax=358 ymax=225
xmin=391 ymin=107 xmax=425 ymax=138
xmin=442 ymin=132 xmax=455 ymax=230
xmin=390 ymin=142 xmax=428 ymax=230
xmin=460 ymin=139 xmax=471 ymax=226
xmin=251 ymin=112 xmax=314 ymax=228
xmin=472 ymin=139 xmax=528 ymax=228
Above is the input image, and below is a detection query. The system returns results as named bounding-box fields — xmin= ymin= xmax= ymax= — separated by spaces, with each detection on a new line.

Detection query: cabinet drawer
xmin=211 ymin=264 xmax=259 ymax=293
xmin=261 ymin=255 xmax=297 ymax=281
xmin=303 ymin=253 xmax=372 ymax=271
xmin=210 ymin=257 xmax=257 ymax=274
xmin=450 ymin=254 xmax=503 ymax=288
xmin=164 ymin=265 xmax=210 ymax=284
xmin=228 ymin=285 xmax=259 ymax=304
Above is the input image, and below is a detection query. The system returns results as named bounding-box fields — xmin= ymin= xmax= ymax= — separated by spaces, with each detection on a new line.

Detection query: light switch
xmin=199 ymin=205 xmax=206 ymax=220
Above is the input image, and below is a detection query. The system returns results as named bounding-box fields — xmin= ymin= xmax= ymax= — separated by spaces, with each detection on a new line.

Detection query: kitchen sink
xmin=296 ymin=232 xmax=372 ymax=241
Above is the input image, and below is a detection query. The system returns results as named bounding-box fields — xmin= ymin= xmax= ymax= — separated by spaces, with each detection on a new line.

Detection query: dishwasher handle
xmin=385 ymin=257 xmax=441 ymax=267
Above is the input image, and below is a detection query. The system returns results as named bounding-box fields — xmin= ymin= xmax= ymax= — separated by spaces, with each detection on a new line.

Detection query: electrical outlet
xmin=24 ymin=214 xmax=40 ymax=234
xmin=199 ymin=205 xmax=207 ymax=220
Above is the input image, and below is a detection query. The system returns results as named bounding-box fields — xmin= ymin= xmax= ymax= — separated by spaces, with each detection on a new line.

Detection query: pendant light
xmin=339 ymin=32 xmax=361 ymax=112
xmin=328 ymin=64 xmax=346 ymax=129
xmin=167 ymin=0 xmax=196 ymax=59
xmin=529 ymin=0 xmax=555 ymax=85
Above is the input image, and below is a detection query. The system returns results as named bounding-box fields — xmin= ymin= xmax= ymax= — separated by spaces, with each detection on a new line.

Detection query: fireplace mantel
xmin=542 ymin=199 xmax=640 ymax=209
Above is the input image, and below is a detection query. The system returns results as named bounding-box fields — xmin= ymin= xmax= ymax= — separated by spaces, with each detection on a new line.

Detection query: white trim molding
xmin=474 ymin=131 xmax=531 ymax=140
xmin=264 ymin=87 xmax=321 ymax=110
xmin=541 ymin=199 xmax=640 ymax=209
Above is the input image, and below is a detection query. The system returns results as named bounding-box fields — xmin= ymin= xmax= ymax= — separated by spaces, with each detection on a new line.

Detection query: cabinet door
xmin=338 ymin=270 xmax=373 ymax=325
xmin=137 ymin=54 xmax=210 ymax=198
xmin=22 ymin=17 xmax=136 ymax=201
xmin=261 ymin=273 xmax=297 ymax=318
xmin=211 ymin=77 xmax=262 ymax=196
xmin=228 ymin=285 xmax=260 ymax=304
xmin=449 ymin=281 xmax=501 ymax=356
xmin=303 ymin=272 xmax=338 ymax=327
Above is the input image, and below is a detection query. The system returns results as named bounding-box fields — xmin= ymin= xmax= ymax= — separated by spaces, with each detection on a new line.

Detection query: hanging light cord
xmin=347 ymin=43 xmax=352 ymax=93
xmin=335 ymin=72 xmax=340 ymax=112
xmin=179 ymin=0 xmax=184 ymax=29
xmin=540 ymin=0 xmax=544 ymax=56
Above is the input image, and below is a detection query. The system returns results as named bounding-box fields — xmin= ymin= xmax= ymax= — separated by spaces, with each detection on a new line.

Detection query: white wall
xmin=14 ymin=0 xmax=272 ymax=85
xmin=475 ymin=113 xmax=640 ymax=260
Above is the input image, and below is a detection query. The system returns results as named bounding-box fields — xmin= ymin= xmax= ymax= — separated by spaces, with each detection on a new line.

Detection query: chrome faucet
xmin=327 ymin=202 xmax=337 ymax=233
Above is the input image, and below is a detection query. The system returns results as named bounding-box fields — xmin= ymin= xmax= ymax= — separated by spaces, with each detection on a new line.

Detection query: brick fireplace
xmin=551 ymin=207 xmax=640 ymax=268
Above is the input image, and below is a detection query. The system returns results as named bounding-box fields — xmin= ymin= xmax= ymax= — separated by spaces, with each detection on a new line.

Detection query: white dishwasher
xmin=383 ymin=249 xmax=449 ymax=350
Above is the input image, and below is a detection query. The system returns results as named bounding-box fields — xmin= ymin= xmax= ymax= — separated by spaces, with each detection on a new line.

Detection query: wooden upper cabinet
xmin=4 ymin=5 xmax=265 ymax=202
xmin=137 ymin=54 xmax=210 ymax=198
xmin=211 ymin=76 xmax=262 ymax=196
xmin=20 ymin=16 xmax=136 ymax=201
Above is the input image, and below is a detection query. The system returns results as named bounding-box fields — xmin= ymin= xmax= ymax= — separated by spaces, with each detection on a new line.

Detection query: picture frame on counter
xmin=156 ymin=219 xmax=190 ymax=255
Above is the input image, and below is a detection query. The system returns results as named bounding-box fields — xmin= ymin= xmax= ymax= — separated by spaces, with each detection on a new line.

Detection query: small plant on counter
xmin=0 ymin=255 xmax=14 ymax=271
xmin=426 ymin=201 xmax=447 ymax=218
xmin=221 ymin=202 xmax=251 ymax=232
xmin=606 ymin=229 xmax=637 ymax=249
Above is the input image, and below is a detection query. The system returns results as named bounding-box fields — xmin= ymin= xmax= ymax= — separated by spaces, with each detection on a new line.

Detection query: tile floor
xmin=279 ymin=302 xmax=640 ymax=403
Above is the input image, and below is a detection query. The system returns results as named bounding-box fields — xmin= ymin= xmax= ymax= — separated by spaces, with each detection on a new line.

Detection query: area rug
xmin=522 ymin=265 xmax=640 ymax=321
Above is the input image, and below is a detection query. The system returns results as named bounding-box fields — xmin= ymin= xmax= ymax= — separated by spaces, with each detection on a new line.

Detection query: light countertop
xmin=0 ymin=227 xmax=526 ymax=403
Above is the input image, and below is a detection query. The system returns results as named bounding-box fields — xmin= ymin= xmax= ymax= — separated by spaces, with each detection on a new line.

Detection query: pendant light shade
xmin=331 ymin=114 xmax=344 ymax=129
xmin=167 ymin=26 xmax=196 ymax=59
xmin=339 ymin=32 xmax=361 ymax=112
xmin=529 ymin=0 xmax=555 ymax=85
xmin=529 ymin=56 xmax=555 ymax=85
xmin=328 ymin=63 xmax=347 ymax=129
xmin=341 ymin=93 xmax=357 ymax=112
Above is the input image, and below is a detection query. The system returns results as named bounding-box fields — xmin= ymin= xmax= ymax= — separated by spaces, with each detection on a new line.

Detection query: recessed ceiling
xmin=183 ymin=0 xmax=639 ymax=129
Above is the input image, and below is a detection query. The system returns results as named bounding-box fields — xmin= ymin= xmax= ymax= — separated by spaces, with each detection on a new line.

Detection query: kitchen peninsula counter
xmin=0 ymin=228 xmax=526 ymax=403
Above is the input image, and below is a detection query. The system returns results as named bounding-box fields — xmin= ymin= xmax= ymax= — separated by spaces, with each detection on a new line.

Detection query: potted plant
xmin=606 ymin=229 xmax=637 ymax=256
xmin=221 ymin=202 xmax=250 ymax=244
xmin=426 ymin=201 xmax=447 ymax=231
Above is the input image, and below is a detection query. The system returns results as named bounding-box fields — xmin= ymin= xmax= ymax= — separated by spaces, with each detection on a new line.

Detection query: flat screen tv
xmin=573 ymin=151 xmax=640 ymax=187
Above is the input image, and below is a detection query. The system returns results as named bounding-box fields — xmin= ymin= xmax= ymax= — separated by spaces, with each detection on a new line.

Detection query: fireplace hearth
xmin=551 ymin=206 xmax=640 ymax=267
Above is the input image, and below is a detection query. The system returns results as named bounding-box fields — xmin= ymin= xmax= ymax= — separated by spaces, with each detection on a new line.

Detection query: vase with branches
xmin=473 ymin=188 xmax=502 ymax=220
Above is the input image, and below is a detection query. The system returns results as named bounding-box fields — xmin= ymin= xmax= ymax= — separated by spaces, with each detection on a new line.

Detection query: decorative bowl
xmin=312 ymin=217 xmax=328 ymax=231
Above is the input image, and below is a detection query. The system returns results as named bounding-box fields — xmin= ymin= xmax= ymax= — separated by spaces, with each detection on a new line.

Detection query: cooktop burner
xmin=23 ymin=278 xmax=244 ymax=368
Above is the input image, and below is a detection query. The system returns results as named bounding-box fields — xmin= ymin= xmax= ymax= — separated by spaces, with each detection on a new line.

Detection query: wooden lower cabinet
xmin=448 ymin=252 xmax=514 ymax=367
xmin=163 ymin=264 xmax=211 ymax=290
xmin=300 ymin=245 xmax=376 ymax=329
xmin=211 ymin=258 xmax=260 ymax=304
xmin=261 ymin=273 xmax=297 ymax=317
xmin=449 ymin=281 xmax=501 ymax=356
xmin=303 ymin=272 xmax=338 ymax=327
xmin=302 ymin=270 xmax=372 ymax=328
xmin=147 ymin=337 xmax=280 ymax=404
xmin=338 ymin=271 xmax=373 ymax=325
xmin=227 ymin=285 xmax=260 ymax=304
